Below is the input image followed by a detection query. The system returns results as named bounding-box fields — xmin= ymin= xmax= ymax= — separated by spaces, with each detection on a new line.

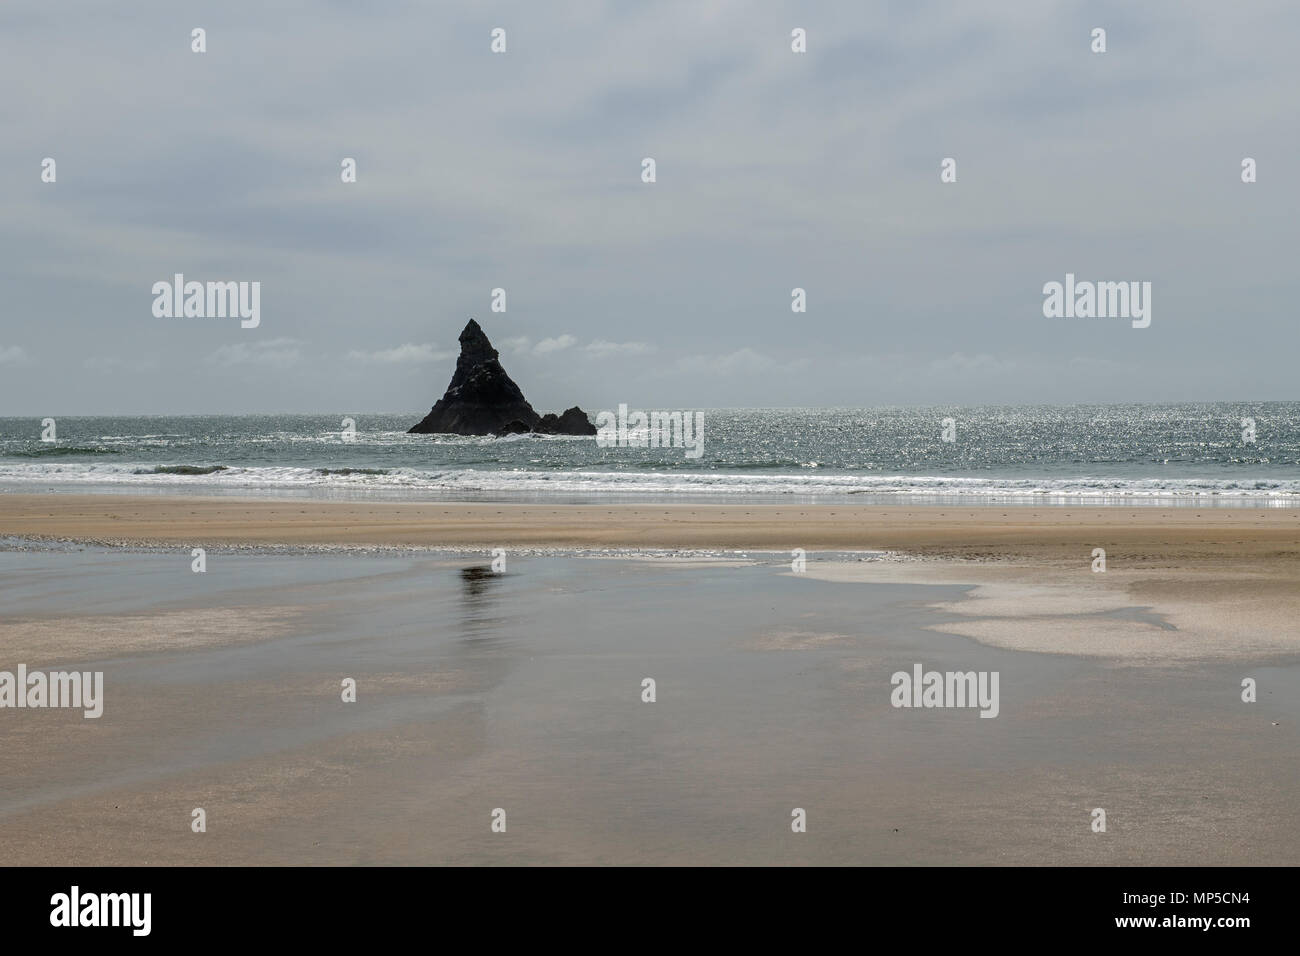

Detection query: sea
xmin=2 ymin=403 xmax=1298 ymax=506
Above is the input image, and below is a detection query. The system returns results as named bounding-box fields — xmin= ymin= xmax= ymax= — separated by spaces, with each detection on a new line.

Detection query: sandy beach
xmin=4 ymin=493 xmax=1299 ymax=558
xmin=1 ymin=494 xmax=1297 ymax=865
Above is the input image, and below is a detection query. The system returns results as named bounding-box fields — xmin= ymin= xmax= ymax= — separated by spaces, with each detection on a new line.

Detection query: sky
xmin=1 ymin=0 xmax=1296 ymax=415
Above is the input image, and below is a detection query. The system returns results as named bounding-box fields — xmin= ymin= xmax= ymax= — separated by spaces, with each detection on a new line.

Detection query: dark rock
xmin=408 ymin=320 xmax=597 ymax=436
xmin=536 ymin=408 xmax=598 ymax=436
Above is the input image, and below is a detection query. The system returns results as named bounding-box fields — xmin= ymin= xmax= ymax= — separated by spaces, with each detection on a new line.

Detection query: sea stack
xmin=408 ymin=319 xmax=597 ymax=436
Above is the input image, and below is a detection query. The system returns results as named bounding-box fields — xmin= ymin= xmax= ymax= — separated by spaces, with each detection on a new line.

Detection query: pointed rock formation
xmin=408 ymin=319 xmax=597 ymax=436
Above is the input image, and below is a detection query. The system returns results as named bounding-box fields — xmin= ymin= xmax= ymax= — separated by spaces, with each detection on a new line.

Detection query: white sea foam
xmin=2 ymin=461 xmax=1299 ymax=503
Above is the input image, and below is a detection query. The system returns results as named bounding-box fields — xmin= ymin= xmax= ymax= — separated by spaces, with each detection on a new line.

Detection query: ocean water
xmin=1 ymin=404 xmax=1298 ymax=505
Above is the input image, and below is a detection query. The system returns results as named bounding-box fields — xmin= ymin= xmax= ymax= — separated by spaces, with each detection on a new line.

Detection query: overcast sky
xmin=1 ymin=0 xmax=1296 ymax=415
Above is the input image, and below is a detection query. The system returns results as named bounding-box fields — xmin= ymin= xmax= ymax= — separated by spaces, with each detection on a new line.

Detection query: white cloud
xmin=346 ymin=343 xmax=454 ymax=364
xmin=928 ymin=352 xmax=1018 ymax=376
xmin=500 ymin=336 xmax=532 ymax=356
xmin=82 ymin=355 xmax=158 ymax=372
xmin=583 ymin=339 xmax=655 ymax=358
xmin=674 ymin=348 xmax=788 ymax=376
xmin=533 ymin=334 xmax=577 ymax=355
xmin=205 ymin=338 xmax=302 ymax=369
xmin=0 ymin=345 xmax=32 ymax=367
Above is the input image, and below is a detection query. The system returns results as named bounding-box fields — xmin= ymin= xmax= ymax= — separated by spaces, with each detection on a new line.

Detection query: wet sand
xmin=6 ymin=492 xmax=1298 ymax=661
xmin=1 ymin=545 xmax=1296 ymax=865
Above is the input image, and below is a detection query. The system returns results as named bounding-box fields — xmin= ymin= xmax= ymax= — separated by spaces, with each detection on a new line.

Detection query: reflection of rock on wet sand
xmin=458 ymin=565 xmax=506 ymax=641
xmin=460 ymin=565 xmax=494 ymax=595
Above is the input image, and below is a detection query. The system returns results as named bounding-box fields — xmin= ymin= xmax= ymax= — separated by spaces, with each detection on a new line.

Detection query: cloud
xmin=672 ymin=347 xmax=801 ymax=376
xmin=503 ymin=336 xmax=645 ymax=359
xmin=205 ymin=338 xmax=302 ymax=369
xmin=82 ymin=355 xmax=159 ymax=372
xmin=533 ymin=335 xmax=577 ymax=355
xmin=927 ymin=352 xmax=1019 ymax=376
xmin=2 ymin=2 xmax=1297 ymax=411
xmin=346 ymin=343 xmax=454 ymax=364
xmin=0 ymin=345 xmax=32 ymax=367
xmin=583 ymin=339 xmax=656 ymax=358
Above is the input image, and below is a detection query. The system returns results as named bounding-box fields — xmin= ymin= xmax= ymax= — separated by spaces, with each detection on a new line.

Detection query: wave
xmin=1 ymin=462 xmax=1299 ymax=501
xmin=6 ymin=446 xmax=121 ymax=458
xmin=134 ymin=464 xmax=229 ymax=476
